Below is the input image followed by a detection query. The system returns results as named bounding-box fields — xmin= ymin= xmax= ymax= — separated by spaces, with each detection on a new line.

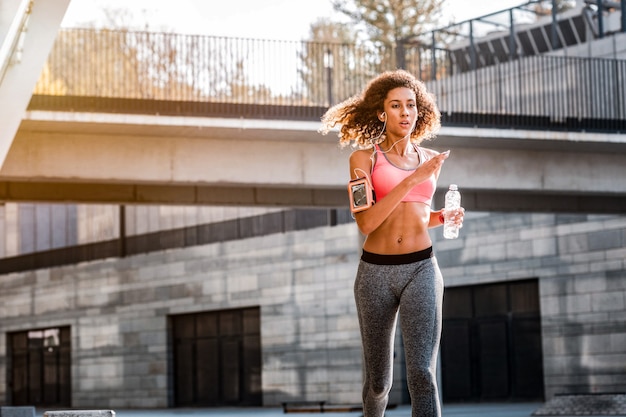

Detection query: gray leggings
xmin=354 ymin=248 xmax=443 ymax=417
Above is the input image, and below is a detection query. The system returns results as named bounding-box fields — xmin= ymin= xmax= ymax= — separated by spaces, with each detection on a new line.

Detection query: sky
xmin=61 ymin=0 xmax=527 ymax=41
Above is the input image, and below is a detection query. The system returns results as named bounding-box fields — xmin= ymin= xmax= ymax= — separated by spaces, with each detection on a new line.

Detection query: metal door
xmin=171 ymin=307 xmax=261 ymax=406
xmin=441 ymin=280 xmax=544 ymax=402
xmin=8 ymin=327 xmax=71 ymax=407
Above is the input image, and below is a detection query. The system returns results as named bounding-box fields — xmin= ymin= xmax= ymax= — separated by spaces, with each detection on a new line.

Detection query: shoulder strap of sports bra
xmin=370 ymin=144 xmax=380 ymax=173
xmin=413 ymin=144 xmax=430 ymax=165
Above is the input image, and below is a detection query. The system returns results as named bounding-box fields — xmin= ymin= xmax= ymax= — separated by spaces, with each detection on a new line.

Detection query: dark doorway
xmin=441 ymin=279 xmax=544 ymax=402
xmin=171 ymin=307 xmax=262 ymax=407
xmin=8 ymin=327 xmax=71 ymax=407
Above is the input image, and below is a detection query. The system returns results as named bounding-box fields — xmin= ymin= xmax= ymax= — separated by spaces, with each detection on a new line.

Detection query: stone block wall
xmin=0 ymin=223 xmax=368 ymax=408
xmin=1 ymin=212 xmax=625 ymax=407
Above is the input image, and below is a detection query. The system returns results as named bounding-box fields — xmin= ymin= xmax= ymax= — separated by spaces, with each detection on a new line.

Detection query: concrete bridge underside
xmin=3 ymin=111 xmax=626 ymax=214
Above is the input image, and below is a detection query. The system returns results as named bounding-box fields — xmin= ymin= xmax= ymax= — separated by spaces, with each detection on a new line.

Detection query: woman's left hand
xmin=444 ymin=207 xmax=465 ymax=228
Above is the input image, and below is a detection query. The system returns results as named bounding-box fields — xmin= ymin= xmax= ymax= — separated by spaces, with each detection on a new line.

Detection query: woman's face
xmin=380 ymin=87 xmax=417 ymax=138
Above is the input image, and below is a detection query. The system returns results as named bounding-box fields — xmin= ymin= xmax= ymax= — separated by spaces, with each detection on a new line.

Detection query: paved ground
xmin=32 ymin=394 xmax=626 ymax=416
xmin=32 ymin=402 xmax=608 ymax=417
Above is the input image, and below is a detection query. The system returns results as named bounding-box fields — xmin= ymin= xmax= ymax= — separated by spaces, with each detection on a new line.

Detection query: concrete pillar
xmin=0 ymin=0 xmax=71 ymax=169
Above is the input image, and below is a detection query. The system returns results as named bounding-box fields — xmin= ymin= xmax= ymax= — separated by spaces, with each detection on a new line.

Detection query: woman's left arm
xmin=428 ymin=210 xmax=445 ymax=229
xmin=428 ymin=207 xmax=465 ymax=229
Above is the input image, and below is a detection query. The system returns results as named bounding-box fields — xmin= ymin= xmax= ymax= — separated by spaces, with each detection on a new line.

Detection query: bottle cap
xmin=449 ymin=184 xmax=458 ymax=190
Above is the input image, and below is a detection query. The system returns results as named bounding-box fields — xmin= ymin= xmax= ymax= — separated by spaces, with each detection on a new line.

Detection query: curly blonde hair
xmin=319 ymin=69 xmax=441 ymax=148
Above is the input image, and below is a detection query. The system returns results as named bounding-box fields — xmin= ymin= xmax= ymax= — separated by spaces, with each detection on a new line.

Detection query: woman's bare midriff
xmin=362 ymin=202 xmax=433 ymax=255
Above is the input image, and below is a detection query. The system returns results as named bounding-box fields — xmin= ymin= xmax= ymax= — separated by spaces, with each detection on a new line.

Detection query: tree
xmin=299 ymin=0 xmax=448 ymax=102
xmin=298 ymin=18 xmax=366 ymax=106
xmin=34 ymin=7 xmax=276 ymax=105
xmin=331 ymin=0 xmax=446 ymax=47
xmin=35 ymin=28 xmax=200 ymax=100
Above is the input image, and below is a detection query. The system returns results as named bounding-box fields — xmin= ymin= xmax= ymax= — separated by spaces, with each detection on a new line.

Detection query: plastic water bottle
xmin=443 ymin=184 xmax=461 ymax=239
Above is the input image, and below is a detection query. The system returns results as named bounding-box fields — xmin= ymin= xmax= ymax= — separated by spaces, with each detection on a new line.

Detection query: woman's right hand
xmin=412 ymin=150 xmax=449 ymax=182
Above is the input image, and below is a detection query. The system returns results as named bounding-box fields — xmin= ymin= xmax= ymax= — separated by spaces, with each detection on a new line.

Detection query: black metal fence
xmin=406 ymin=0 xmax=626 ymax=77
xmin=28 ymin=28 xmax=626 ymax=132
xmin=430 ymin=54 xmax=626 ymax=132
xmin=0 ymin=208 xmax=353 ymax=274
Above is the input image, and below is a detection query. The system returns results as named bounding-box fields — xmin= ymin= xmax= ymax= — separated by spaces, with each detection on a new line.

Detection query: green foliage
xmin=299 ymin=0 xmax=447 ymax=102
xmin=330 ymin=0 xmax=446 ymax=45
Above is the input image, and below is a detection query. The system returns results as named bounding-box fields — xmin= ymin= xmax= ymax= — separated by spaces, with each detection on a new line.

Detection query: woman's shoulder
xmin=349 ymin=146 xmax=376 ymax=171
xmin=350 ymin=146 xmax=376 ymax=160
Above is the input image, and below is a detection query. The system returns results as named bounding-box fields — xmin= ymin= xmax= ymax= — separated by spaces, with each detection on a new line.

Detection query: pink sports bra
xmin=371 ymin=144 xmax=437 ymax=206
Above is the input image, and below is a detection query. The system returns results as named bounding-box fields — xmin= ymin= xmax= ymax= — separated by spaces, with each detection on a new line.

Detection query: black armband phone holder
xmin=348 ymin=177 xmax=375 ymax=213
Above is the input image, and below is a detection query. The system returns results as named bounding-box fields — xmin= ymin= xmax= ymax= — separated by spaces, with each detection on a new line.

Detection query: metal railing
xmin=33 ymin=29 xmax=390 ymax=108
xmin=402 ymin=0 xmax=626 ymax=76
xmin=430 ymin=54 xmax=626 ymax=131
xmin=28 ymin=28 xmax=626 ymax=132
xmin=0 ymin=208 xmax=353 ymax=274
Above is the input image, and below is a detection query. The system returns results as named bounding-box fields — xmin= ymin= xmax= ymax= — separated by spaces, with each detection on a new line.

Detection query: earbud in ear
xmin=380 ymin=112 xmax=386 ymax=121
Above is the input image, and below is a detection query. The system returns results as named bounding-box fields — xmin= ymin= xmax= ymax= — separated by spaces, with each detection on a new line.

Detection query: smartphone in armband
xmin=348 ymin=177 xmax=374 ymax=213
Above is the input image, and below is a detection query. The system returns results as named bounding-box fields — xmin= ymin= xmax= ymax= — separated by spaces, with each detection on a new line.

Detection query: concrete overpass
xmin=5 ymin=110 xmax=626 ymax=213
xmin=1 ymin=0 xmax=626 ymax=213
